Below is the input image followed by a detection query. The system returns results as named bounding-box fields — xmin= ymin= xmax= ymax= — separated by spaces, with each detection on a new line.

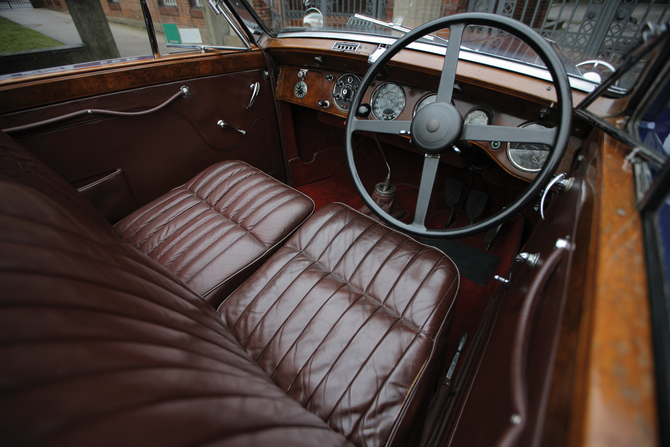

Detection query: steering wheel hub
xmin=412 ymin=102 xmax=463 ymax=154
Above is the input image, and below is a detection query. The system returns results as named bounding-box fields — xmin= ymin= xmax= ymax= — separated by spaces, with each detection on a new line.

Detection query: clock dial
xmin=464 ymin=107 xmax=494 ymax=126
xmin=294 ymin=81 xmax=307 ymax=99
xmin=414 ymin=94 xmax=437 ymax=116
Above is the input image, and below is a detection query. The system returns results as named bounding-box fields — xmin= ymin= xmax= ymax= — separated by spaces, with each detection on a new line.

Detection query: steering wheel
xmin=345 ymin=13 xmax=573 ymax=239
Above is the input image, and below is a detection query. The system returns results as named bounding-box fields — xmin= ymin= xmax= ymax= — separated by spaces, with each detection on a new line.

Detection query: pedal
xmin=443 ymin=179 xmax=462 ymax=228
xmin=465 ymin=190 xmax=488 ymax=224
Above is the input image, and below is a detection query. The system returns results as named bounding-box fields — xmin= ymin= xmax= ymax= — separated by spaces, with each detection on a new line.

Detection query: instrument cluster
xmin=278 ymin=66 xmax=562 ymax=180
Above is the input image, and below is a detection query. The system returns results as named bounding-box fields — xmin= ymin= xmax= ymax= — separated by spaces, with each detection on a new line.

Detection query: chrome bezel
xmin=294 ymin=80 xmax=307 ymax=98
xmin=506 ymin=122 xmax=552 ymax=172
xmin=464 ymin=106 xmax=494 ymax=125
xmin=333 ymin=73 xmax=362 ymax=111
xmin=371 ymin=82 xmax=406 ymax=121
xmin=413 ymin=93 xmax=437 ymax=117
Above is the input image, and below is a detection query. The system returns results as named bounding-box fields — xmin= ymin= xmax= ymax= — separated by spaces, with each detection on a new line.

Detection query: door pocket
xmin=75 ymin=168 xmax=137 ymax=224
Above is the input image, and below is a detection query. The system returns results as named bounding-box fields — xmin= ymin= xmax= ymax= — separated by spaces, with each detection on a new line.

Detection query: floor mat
xmin=420 ymin=238 xmax=501 ymax=286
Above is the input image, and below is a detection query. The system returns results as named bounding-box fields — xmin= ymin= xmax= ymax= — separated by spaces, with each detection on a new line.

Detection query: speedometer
xmin=371 ymin=83 xmax=405 ymax=121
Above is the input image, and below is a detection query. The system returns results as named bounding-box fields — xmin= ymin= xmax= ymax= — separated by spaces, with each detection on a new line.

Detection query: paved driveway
xmin=0 ymin=7 xmax=170 ymax=57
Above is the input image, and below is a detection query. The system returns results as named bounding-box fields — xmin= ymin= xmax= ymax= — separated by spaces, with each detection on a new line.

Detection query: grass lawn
xmin=0 ymin=16 xmax=64 ymax=53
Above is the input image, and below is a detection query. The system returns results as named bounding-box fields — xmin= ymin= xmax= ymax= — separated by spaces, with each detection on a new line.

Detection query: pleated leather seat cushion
xmin=220 ymin=203 xmax=460 ymax=447
xmin=0 ymin=177 xmax=353 ymax=447
xmin=115 ymin=160 xmax=314 ymax=307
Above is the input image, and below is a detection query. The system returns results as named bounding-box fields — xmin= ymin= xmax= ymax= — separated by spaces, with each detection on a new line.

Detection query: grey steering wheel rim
xmin=344 ymin=12 xmax=573 ymax=239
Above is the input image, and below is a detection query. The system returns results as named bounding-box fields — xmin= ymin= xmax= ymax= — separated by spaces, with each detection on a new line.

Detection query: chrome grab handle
xmin=3 ymin=86 xmax=191 ymax=134
xmin=217 ymin=120 xmax=246 ymax=135
xmin=540 ymin=173 xmax=573 ymax=220
xmin=247 ymin=82 xmax=260 ymax=109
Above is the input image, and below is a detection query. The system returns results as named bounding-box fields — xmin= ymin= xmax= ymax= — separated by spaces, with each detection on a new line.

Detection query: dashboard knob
xmin=356 ymin=104 xmax=371 ymax=118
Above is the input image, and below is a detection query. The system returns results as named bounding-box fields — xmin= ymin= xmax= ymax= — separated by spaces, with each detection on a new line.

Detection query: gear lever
xmin=362 ymin=135 xmax=407 ymax=220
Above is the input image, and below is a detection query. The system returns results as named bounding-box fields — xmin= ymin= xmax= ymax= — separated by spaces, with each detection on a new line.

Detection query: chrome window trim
xmin=276 ymin=31 xmax=597 ymax=93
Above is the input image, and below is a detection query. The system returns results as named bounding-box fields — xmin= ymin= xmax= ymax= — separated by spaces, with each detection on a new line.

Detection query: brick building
xmin=41 ymin=0 xmax=206 ymax=29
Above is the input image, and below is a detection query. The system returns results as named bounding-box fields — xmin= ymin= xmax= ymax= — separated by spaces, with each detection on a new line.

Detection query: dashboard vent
xmin=332 ymin=42 xmax=360 ymax=53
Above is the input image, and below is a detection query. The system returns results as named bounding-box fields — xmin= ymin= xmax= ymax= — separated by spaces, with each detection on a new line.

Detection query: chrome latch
xmin=516 ymin=252 xmax=540 ymax=268
xmin=368 ymin=44 xmax=388 ymax=64
xmin=540 ymin=173 xmax=574 ymax=220
xmin=494 ymin=274 xmax=511 ymax=284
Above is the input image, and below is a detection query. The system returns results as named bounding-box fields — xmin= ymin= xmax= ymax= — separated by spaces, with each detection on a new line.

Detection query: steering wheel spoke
xmin=351 ymin=118 xmax=412 ymax=136
xmin=412 ymin=155 xmax=441 ymax=228
xmin=462 ymin=123 xmax=557 ymax=145
xmin=436 ymin=23 xmax=465 ymax=104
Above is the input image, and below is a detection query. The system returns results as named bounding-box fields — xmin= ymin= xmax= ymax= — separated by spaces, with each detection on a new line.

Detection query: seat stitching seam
xmin=114 ymin=189 xmax=189 ymax=232
xmin=177 ymin=222 xmax=262 ymax=282
xmin=170 ymin=219 xmax=236 ymax=277
xmin=129 ymin=195 xmax=203 ymax=247
xmin=153 ymin=212 xmax=221 ymax=264
xmin=239 ymin=257 xmax=322 ymax=351
xmin=344 ymin=330 xmax=428 ymax=442
xmin=226 ymin=206 xmax=351 ymax=332
xmin=145 ymin=207 xmax=215 ymax=258
xmin=259 ymin=272 xmax=346 ymax=378
xmin=226 ymin=249 xmax=304 ymax=333
xmin=271 ymin=229 xmax=397 ymax=384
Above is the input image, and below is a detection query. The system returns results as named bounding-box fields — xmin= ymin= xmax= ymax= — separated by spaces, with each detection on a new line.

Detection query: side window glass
xmin=0 ymin=0 xmax=247 ymax=79
xmin=0 ymin=0 xmax=155 ymax=77
xmin=152 ymin=0 xmax=246 ymax=52
xmin=639 ymin=98 xmax=670 ymax=157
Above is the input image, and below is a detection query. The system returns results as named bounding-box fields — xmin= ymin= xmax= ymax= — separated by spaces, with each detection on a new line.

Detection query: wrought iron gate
xmin=0 ymin=0 xmax=33 ymax=10
xmin=468 ymin=0 xmax=669 ymax=66
xmin=278 ymin=0 xmax=387 ymax=29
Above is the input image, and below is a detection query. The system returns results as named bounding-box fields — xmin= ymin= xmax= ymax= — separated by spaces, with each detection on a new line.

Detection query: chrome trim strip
xmin=218 ymin=0 xmax=252 ymax=50
xmin=276 ymin=31 xmax=597 ymax=93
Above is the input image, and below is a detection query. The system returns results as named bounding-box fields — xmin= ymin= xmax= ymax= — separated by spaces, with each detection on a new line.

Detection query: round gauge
xmin=371 ymin=83 xmax=406 ymax=121
xmin=333 ymin=74 xmax=361 ymax=111
xmin=464 ymin=107 xmax=494 ymax=126
xmin=294 ymin=81 xmax=307 ymax=99
xmin=506 ymin=123 xmax=552 ymax=172
xmin=414 ymin=94 xmax=437 ymax=116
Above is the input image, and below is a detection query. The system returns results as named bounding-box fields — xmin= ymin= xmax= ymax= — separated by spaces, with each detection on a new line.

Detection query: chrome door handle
xmin=247 ymin=82 xmax=260 ymax=109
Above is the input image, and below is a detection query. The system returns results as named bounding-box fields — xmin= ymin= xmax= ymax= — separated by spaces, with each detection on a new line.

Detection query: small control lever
xmin=217 ymin=120 xmax=246 ymax=135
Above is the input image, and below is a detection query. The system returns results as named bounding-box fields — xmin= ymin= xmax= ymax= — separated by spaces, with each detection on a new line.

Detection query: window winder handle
xmin=217 ymin=120 xmax=246 ymax=135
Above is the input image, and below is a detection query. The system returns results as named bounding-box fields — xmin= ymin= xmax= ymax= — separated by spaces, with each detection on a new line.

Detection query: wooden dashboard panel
xmin=275 ymin=59 xmax=583 ymax=181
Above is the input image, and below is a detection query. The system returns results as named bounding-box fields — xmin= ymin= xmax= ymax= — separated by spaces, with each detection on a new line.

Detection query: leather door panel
xmin=0 ymin=65 xmax=284 ymax=211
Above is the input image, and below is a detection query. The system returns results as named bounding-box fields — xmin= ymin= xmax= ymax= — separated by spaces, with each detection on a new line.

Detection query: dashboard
xmin=271 ymin=39 xmax=585 ymax=181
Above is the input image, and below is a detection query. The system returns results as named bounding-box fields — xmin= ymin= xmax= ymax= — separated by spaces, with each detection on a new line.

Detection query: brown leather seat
xmin=221 ymin=203 xmax=460 ymax=446
xmin=115 ymin=160 xmax=314 ymax=307
xmin=0 ymin=132 xmax=460 ymax=447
